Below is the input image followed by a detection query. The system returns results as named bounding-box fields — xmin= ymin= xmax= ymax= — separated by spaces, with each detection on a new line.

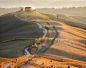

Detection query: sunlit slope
xmin=39 ymin=20 xmax=86 ymax=63
xmin=17 ymin=10 xmax=49 ymax=20
xmin=0 ymin=57 xmax=14 ymax=63
xmin=50 ymin=14 xmax=73 ymax=21
xmin=13 ymin=19 xmax=86 ymax=68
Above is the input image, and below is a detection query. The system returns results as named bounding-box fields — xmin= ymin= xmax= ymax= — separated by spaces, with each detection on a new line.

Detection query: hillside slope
xmin=45 ymin=14 xmax=86 ymax=29
xmin=0 ymin=10 xmax=86 ymax=68
xmin=0 ymin=12 xmax=43 ymax=62
xmin=0 ymin=13 xmax=43 ymax=43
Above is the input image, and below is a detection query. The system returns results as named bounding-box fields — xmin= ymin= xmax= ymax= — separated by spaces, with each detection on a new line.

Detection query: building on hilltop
xmin=25 ymin=7 xmax=32 ymax=11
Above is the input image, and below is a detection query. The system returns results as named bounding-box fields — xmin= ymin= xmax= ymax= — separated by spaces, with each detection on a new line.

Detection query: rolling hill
xmin=0 ymin=9 xmax=86 ymax=68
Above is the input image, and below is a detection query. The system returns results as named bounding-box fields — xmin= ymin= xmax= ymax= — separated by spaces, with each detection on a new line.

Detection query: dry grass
xmin=46 ymin=30 xmax=51 ymax=38
xmin=41 ymin=37 xmax=47 ymax=43
xmin=8 ymin=55 xmax=34 ymax=68
xmin=18 ymin=11 xmax=49 ymax=20
xmin=36 ymin=18 xmax=86 ymax=66
xmin=0 ymin=58 xmax=14 ymax=63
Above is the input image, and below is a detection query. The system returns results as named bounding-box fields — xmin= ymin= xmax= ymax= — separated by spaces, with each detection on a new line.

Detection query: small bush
xmin=46 ymin=30 xmax=51 ymax=37
xmin=41 ymin=37 xmax=47 ymax=43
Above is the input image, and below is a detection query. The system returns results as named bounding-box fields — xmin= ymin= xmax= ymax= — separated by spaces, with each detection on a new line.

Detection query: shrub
xmin=57 ymin=15 xmax=59 ymax=18
xmin=46 ymin=30 xmax=51 ymax=37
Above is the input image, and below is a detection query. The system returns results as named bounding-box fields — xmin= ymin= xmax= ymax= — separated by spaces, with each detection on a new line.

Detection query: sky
xmin=0 ymin=0 xmax=86 ymax=8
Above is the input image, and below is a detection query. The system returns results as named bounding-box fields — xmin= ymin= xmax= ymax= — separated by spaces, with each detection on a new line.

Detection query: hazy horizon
xmin=0 ymin=0 xmax=86 ymax=9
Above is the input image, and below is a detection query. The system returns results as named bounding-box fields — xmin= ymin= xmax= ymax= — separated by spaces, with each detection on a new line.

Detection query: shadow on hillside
xmin=44 ymin=47 xmax=86 ymax=62
xmin=0 ymin=14 xmax=43 ymax=43
xmin=42 ymin=25 xmax=59 ymax=53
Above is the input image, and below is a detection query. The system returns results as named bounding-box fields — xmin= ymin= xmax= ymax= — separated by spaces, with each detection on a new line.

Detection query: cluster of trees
xmin=36 ymin=6 xmax=86 ymax=10
xmin=35 ymin=6 xmax=86 ymax=16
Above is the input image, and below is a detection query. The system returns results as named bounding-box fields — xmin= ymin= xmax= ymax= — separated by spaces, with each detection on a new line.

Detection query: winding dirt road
xmin=1 ymin=11 xmax=48 ymax=68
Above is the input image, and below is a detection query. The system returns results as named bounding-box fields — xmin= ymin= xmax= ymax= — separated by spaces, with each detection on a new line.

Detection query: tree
xmin=57 ymin=15 xmax=59 ymax=18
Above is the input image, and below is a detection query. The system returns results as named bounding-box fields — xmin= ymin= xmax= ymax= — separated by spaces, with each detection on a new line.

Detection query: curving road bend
xmin=36 ymin=23 xmax=47 ymax=43
xmin=17 ymin=47 xmax=31 ymax=62
xmin=37 ymin=23 xmax=47 ymax=38
xmin=1 ymin=47 xmax=30 ymax=68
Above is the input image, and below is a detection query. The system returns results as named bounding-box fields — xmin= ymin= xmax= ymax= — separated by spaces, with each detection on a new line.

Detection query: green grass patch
xmin=0 ymin=40 xmax=34 ymax=58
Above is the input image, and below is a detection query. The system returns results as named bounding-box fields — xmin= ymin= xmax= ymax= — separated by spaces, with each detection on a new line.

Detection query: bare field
xmin=17 ymin=11 xmax=86 ymax=63
xmin=41 ymin=21 xmax=86 ymax=62
xmin=35 ymin=18 xmax=86 ymax=67
xmin=14 ymin=21 xmax=86 ymax=68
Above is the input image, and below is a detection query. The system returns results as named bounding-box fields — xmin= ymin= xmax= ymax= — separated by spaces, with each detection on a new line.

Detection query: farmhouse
xmin=25 ymin=7 xmax=32 ymax=11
